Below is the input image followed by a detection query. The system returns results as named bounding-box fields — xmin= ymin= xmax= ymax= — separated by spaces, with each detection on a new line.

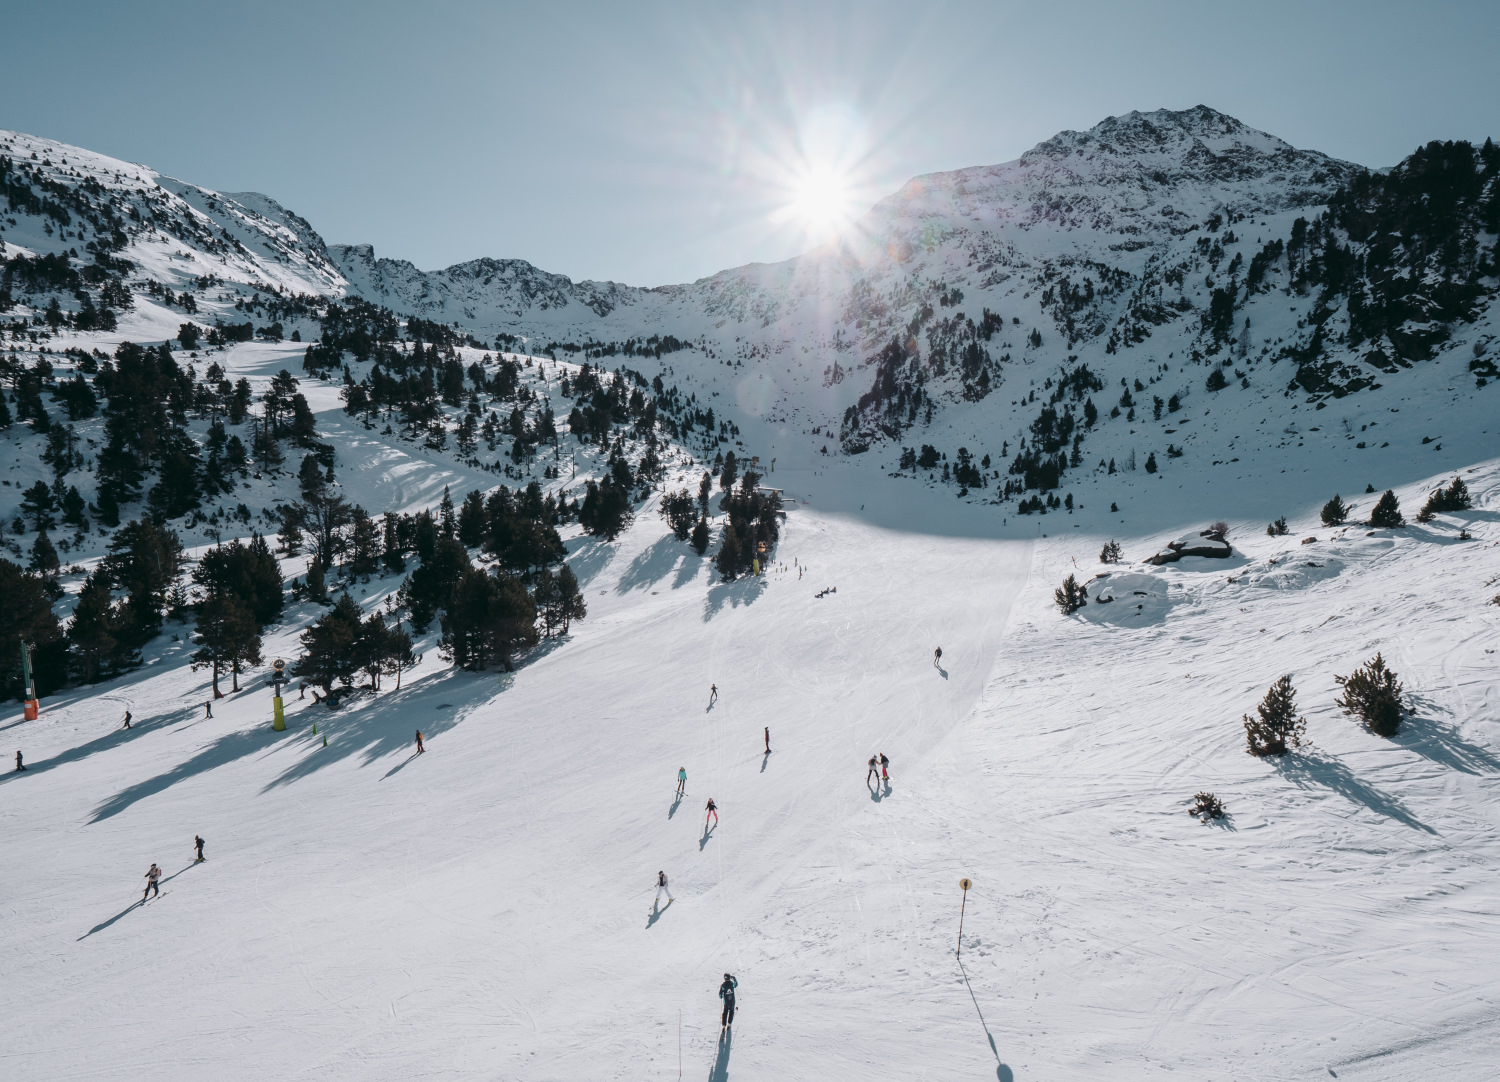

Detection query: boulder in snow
xmin=1147 ymin=528 xmax=1232 ymax=565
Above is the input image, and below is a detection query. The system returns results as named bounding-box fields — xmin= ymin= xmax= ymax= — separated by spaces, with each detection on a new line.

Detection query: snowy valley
xmin=1 ymin=106 xmax=1499 ymax=1080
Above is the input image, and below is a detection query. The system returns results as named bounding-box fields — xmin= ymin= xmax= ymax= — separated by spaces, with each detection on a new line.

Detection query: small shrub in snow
xmin=1144 ymin=451 xmax=1158 ymax=474
xmin=1320 ymin=494 xmax=1350 ymax=526
xmin=1209 ymin=520 xmax=1229 ymax=539
xmin=1100 ymin=540 xmax=1122 ymax=563
xmin=1190 ymin=792 xmax=1226 ymax=822
xmin=1054 ymin=573 xmax=1087 ymax=615
xmin=1335 ymin=652 xmax=1406 ymax=737
xmin=1243 ymin=674 xmax=1307 ymax=756
xmin=1266 ymin=516 xmax=1289 ymax=536
xmin=1368 ymin=489 xmax=1405 ymax=528
xmin=1415 ymin=478 xmax=1471 ymax=522
xmin=1205 ymin=367 xmax=1229 ymax=392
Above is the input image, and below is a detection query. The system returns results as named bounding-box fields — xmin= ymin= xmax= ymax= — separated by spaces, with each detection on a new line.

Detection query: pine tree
xmin=68 ymin=570 xmax=123 ymax=682
xmin=1143 ymin=452 xmax=1158 ymax=474
xmin=690 ymin=517 xmax=710 ymax=556
xmin=29 ymin=530 xmax=60 ymax=576
xmin=1320 ymin=494 xmax=1350 ymax=526
xmin=1099 ymin=540 xmax=1122 ymax=563
xmin=457 ymin=490 xmax=486 ymax=548
xmin=348 ymin=507 xmax=381 ymax=578
xmin=660 ymin=490 xmax=696 ymax=540
xmin=1335 ymin=653 xmax=1405 ymax=736
xmin=439 ymin=486 xmax=456 ymax=538
xmin=0 ymin=558 xmax=64 ymax=698
xmin=555 ymin=564 xmax=586 ymax=633
xmin=1053 ymin=573 xmax=1087 ymax=614
xmin=1368 ymin=489 xmax=1405 ymax=528
xmin=291 ymin=593 xmax=363 ymax=694
xmin=20 ymin=481 xmax=56 ymax=531
xmin=1243 ymin=674 xmax=1306 ymax=756
xmin=1416 ymin=477 xmax=1471 ymax=522
xmin=191 ymin=595 xmax=259 ymax=697
xmin=715 ymin=527 xmax=742 ymax=581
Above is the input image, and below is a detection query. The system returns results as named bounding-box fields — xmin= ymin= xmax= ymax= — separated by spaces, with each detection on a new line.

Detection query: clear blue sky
xmin=4 ymin=1 xmax=1495 ymax=285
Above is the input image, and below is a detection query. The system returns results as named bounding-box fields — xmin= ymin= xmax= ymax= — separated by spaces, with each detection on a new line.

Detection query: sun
xmin=786 ymin=163 xmax=859 ymax=239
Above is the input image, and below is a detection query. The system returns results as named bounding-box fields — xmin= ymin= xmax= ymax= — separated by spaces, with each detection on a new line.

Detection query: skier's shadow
xmin=760 ymin=751 xmax=770 ymax=773
xmin=709 ymin=1027 xmax=732 ymax=1082
xmin=382 ymin=753 xmax=420 ymax=780
xmin=705 ymin=699 xmax=716 ymax=714
xmin=937 ymin=666 xmax=949 ymax=680
xmin=668 ymin=794 xmax=682 ymax=819
xmin=78 ymin=862 xmax=199 ymax=941
xmin=646 ymin=900 xmax=672 ymax=928
xmin=869 ymin=782 xmax=883 ymax=803
xmin=700 ymin=823 xmax=716 ymax=850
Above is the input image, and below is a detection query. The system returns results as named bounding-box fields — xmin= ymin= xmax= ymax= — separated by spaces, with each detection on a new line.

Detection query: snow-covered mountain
xmin=4 ymin=108 xmax=1500 ymax=1081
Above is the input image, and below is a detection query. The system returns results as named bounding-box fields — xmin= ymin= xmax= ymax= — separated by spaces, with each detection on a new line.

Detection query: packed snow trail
xmin=1 ymin=485 xmax=1030 ymax=1081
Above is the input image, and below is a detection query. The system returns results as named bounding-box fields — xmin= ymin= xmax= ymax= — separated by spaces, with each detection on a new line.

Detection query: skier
xmin=654 ymin=870 xmax=674 ymax=906
xmin=866 ymin=755 xmax=878 ymax=785
xmin=676 ymin=767 xmax=687 ymax=797
xmin=705 ymin=797 xmax=718 ymax=827
xmin=143 ymin=863 xmax=162 ymax=900
xmin=194 ymin=835 xmax=206 ymax=862
xmin=709 ymin=683 xmax=718 ymax=705
xmin=880 ymin=753 xmax=890 ymax=782
xmin=121 ymin=710 xmax=132 ymax=730
xmin=764 ymin=727 xmax=771 ymax=753
xmin=718 ymin=973 xmax=738 ymax=1027
xmin=415 ymin=730 xmax=424 ymax=754
xmin=934 ymin=646 xmax=942 ymax=668
xmin=203 ymin=700 xmax=213 ymax=719
xmin=14 ymin=750 xmax=25 ymax=772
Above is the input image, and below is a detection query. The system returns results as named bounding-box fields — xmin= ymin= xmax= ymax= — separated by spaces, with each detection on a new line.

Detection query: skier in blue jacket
xmin=718 ymin=973 xmax=738 ymax=1027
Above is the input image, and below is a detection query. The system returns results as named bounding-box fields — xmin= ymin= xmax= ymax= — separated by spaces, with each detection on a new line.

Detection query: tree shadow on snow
xmin=263 ymin=667 xmax=502 ymax=790
xmin=564 ymin=537 xmax=614 ymax=589
xmin=0 ymin=705 xmax=199 ymax=789
xmin=1393 ymin=711 xmax=1500 ymax=776
xmin=616 ymin=535 xmax=690 ymax=593
xmin=703 ymin=576 xmax=767 ymax=622
xmin=1276 ymin=752 xmax=1436 ymax=833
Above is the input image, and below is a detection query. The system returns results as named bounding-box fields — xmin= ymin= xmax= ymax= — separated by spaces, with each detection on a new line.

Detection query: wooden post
xmin=957 ymin=878 xmax=972 ymax=956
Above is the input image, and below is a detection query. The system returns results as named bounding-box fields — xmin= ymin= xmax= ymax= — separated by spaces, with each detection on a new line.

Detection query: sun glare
xmin=788 ymin=165 xmax=858 ymax=237
xmin=767 ymin=103 xmax=873 ymax=246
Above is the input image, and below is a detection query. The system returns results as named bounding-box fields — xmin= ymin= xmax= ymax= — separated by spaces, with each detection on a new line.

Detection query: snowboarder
xmin=415 ymin=730 xmax=424 ymax=754
xmin=705 ymin=797 xmax=718 ymax=827
xmin=143 ymin=863 xmax=162 ymax=900
xmin=880 ymin=753 xmax=890 ymax=781
xmin=934 ymin=646 xmax=942 ymax=668
xmin=676 ymin=767 xmax=687 ymax=797
xmin=654 ymin=870 xmax=674 ymax=906
xmin=121 ymin=710 xmax=132 ymax=730
xmin=764 ymin=727 xmax=771 ymax=753
xmin=718 ymin=973 xmax=738 ymax=1027
xmin=194 ymin=835 xmax=206 ymax=862
xmin=14 ymin=750 xmax=25 ymax=772
xmin=866 ymin=755 xmax=878 ymax=785
xmin=203 ymin=700 xmax=213 ymax=719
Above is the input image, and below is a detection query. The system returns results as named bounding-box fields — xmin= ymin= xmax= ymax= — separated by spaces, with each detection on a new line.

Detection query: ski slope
xmin=5 ymin=442 xmax=1500 ymax=1080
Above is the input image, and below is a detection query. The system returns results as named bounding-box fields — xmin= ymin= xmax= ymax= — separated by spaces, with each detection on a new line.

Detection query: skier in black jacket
xmin=718 ymin=973 xmax=738 ymax=1027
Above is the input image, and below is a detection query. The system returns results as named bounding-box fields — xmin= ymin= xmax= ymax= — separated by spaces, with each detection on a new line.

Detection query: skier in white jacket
xmin=654 ymin=870 xmax=674 ymax=907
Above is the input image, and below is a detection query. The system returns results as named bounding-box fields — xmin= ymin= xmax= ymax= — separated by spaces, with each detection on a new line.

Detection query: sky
xmin=3 ymin=1 xmax=1497 ymax=286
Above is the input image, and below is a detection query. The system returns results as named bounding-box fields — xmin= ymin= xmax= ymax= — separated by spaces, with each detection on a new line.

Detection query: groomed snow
xmin=4 ymin=449 xmax=1499 ymax=1079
